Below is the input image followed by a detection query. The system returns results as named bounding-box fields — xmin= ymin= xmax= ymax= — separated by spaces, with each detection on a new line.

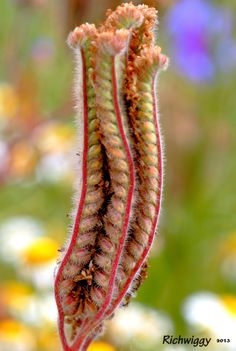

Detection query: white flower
xmin=182 ymin=292 xmax=236 ymax=350
xmin=21 ymin=261 xmax=56 ymax=290
xmin=0 ymin=216 xmax=43 ymax=264
xmin=25 ymin=293 xmax=57 ymax=326
xmin=107 ymin=303 xmax=173 ymax=350
xmin=0 ymin=141 xmax=9 ymax=172
xmin=36 ymin=152 xmax=74 ymax=182
xmin=163 ymin=346 xmax=188 ymax=351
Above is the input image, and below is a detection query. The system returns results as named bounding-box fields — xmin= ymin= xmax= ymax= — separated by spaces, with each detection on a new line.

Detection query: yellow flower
xmin=220 ymin=232 xmax=236 ymax=256
xmin=10 ymin=141 xmax=37 ymax=178
xmin=0 ymin=319 xmax=26 ymax=337
xmin=0 ymin=319 xmax=35 ymax=351
xmin=36 ymin=122 xmax=75 ymax=154
xmin=221 ymin=294 xmax=236 ymax=316
xmin=87 ymin=341 xmax=116 ymax=351
xmin=37 ymin=322 xmax=61 ymax=351
xmin=21 ymin=237 xmax=58 ymax=265
xmin=0 ymin=281 xmax=33 ymax=314
xmin=0 ymin=83 xmax=19 ymax=119
xmin=218 ymin=232 xmax=236 ymax=281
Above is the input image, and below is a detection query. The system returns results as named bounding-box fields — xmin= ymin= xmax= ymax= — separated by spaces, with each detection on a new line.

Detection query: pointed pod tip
xmin=96 ymin=29 xmax=130 ymax=56
xmin=67 ymin=23 xmax=97 ymax=49
xmin=135 ymin=46 xmax=169 ymax=74
xmin=105 ymin=3 xmax=144 ymax=30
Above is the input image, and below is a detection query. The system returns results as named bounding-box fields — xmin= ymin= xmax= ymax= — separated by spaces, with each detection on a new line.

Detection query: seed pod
xmin=54 ymin=4 xmax=168 ymax=351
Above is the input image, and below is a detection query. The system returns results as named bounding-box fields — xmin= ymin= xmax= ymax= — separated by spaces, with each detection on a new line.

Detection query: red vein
xmin=103 ymin=70 xmax=162 ymax=319
xmin=74 ymin=55 xmax=135 ymax=351
xmin=54 ymin=50 xmax=88 ymax=351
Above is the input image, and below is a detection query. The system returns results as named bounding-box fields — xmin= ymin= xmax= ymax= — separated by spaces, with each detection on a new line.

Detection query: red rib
xmin=103 ymin=70 xmax=163 ymax=319
xmin=54 ymin=50 xmax=89 ymax=351
xmin=73 ymin=55 xmax=135 ymax=351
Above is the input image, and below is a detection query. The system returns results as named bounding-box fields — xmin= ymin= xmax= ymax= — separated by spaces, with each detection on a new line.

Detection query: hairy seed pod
xmin=54 ymin=3 xmax=168 ymax=351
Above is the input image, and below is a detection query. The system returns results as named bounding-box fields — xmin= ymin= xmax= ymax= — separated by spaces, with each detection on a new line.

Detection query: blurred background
xmin=0 ymin=0 xmax=236 ymax=350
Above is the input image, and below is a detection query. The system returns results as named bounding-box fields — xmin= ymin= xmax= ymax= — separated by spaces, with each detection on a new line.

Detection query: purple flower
xmin=165 ymin=0 xmax=236 ymax=83
xmin=31 ymin=37 xmax=55 ymax=65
